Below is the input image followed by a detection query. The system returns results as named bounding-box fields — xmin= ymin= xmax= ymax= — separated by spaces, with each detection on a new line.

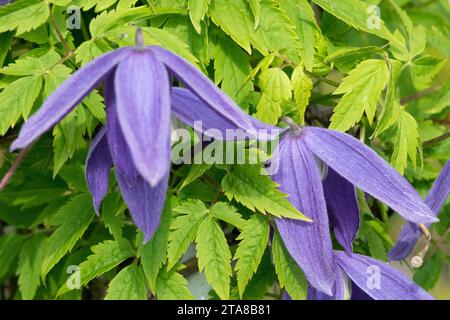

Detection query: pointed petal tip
xmin=12 ymin=48 xmax=132 ymax=150
xmin=9 ymin=141 xmax=20 ymax=153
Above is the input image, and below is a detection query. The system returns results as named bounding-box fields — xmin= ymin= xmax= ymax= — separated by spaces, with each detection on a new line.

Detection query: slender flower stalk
xmin=271 ymin=117 xmax=437 ymax=296
xmin=305 ymin=251 xmax=434 ymax=300
xmin=9 ymin=28 xmax=277 ymax=242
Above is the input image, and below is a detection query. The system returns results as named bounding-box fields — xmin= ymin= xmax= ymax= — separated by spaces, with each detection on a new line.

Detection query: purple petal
xmin=105 ymin=73 xmax=138 ymax=185
xmin=334 ymin=251 xmax=434 ymax=300
xmin=273 ymin=135 xmax=336 ymax=295
xmin=11 ymin=48 xmax=131 ymax=151
xmin=387 ymin=224 xmax=422 ymax=261
xmin=114 ymin=50 xmax=171 ymax=186
xmin=389 ymin=160 xmax=450 ymax=260
xmin=307 ymin=268 xmax=350 ymax=300
xmin=281 ymin=292 xmax=291 ymax=300
xmin=323 ymin=167 xmax=360 ymax=252
xmin=302 ymin=127 xmax=437 ymax=224
xmin=85 ymin=127 xmax=112 ymax=214
xmin=306 ymin=285 xmax=332 ymax=300
xmin=171 ymin=87 xmax=280 ymax=140
xmin=150 ymin=46 xmax=260 ymax=137
xmin=351 ymin=281 xmax=374 ymax=300
xmin=425 ymin=160 xmax=450 ymax=214
xmin=116 ymin=170 xmax=169 ymax=242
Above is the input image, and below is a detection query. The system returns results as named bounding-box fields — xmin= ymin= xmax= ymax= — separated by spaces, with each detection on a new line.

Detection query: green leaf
xmin=222 ymin=165 xmax=310 ymax=221
xmin=259 ymin=67 xmax=292 ymax=103
xmin=312 ymin=0 xmax=393 ymax=41
xmin=139 ymin=198 xmax=172 ymax=293
xmin=255 ymin=95 xmax=282 ymax=126
xmin=410 ymin=55 xmax=445 ymax=90
xmin=41 ymin=194 xmax=96 ymax=279
xmin=196 ymin=216 xmax=232 ymax=300
xmin=105 ymin=264 xmax=148 ymax=300
xmin=291 ymin=63 xmax=313 ymax=125
xmin=101 ymin=193 xmax=125 ymax=240
xmin=0 ymin=57 xmax=45 ymax=76
xmin=256 ymin=67 xmax=292 ymax=125
xmin=391 ymin=109 xmax=421 ymax=174
xmin=0 ymin=32 xmax=13 ymax=67
xmin=0 ymin=74 xmax=43 ymax=135
xmin=272 ymin=231 xmax=307 ymax=300
xmin=188 ymin=0 xmax=209 ymax=33
xmin=44 ymin=64 xmax=72 ymax=97
xmin=167 ymin=199 xmax=208 ymax=269
xmin=210 ymin=202 xmax=246 ymax=230
xmin=234 ymin=214 xmax=270 ymax=297
xmin=330 ymin=59 xmax=389 ymax=131
xmin=210 ymin=0 xmax=301 ymax=62
xmin=373 ymin=59 xmax=402 ymax=137
xmin=163 ymin=15 xmax=209 ymax=68
xmin=325 ymin=45 xmax=383 ymax=73
xmin=413 ymin=251 xmax=444 ymax=290
xmin=0 ymin=0 xmax=49 ymax=35
xmin=17 ymin=234 xmax=47 ymax=300
xmin=0 ymin=234 xmax=26 ymax=282
xmin=248 ymin=0 xmax=261 ymax=28
xmin=361 ymin=222 xmax=387 ymax=261
xmin=214 ymin=36 xmax=252 ymax=105
xmin=279 ymin=0 xmax=318 ymax=72
xmin=385 ymin=0 xmax=426 ymax=60
xmin=59 ymin=165 xmax=89 ymax=193
xmin=57 ymin=238 xmax=134 ymax=296
xmin=75 ymin=39 xmax=111 ymax=66
xmin=52 ymin=107 xmax=87 ymax=176
xmin=155 ymin=267 xmax=194 ymax=300
xmin=83 ymin=90 xmax=106 ymax=123
xmin=89 ymin=7 xmax=151 ymax=38
xmin=180 ymin=164 xmax=211 ymax=190
xmin=243 ymin=248 xmax=276 ymax=299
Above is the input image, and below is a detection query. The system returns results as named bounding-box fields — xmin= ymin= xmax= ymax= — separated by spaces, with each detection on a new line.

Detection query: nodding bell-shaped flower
xmin=10 ymin=28 xmax=277 ymax=242
xmin=305 ymin=251 xmax=434 ymax=300
xmin=389 ymin=160 xmax=450 ymax=262
xmin=270 ymin=117 xmax=437 ymax=295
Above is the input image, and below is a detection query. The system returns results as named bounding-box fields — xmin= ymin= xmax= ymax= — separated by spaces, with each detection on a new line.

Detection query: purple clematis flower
xmin=270 ymin=119 xmax=437 ymax=295
xmin=305 ymin=251 xmax=433 ymax=300
xmin=0 ymin=0 xmax=12 ymax=5
xmin=389 ymin=160 xmax=450 ymax=262
xmin=10 ymin=29 xmax=276 ymax=242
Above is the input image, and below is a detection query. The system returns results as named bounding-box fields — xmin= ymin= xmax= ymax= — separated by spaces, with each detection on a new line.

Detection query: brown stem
xmin=400 ymin=87 xmax=438 ymax=105
xmin=423 ymin=132 xmax=450 ymax=148
xmin=430 ymin=227 xmax=450 ymax=256
xmin=49 ymin=4 xmax=73 ymax=55
xmin=410 ymin=223 xmax=431 ymax=268
xmin=202 ymin=174 xmax=223 ymax=204
xmin=0 ymin=146 xmax=31 ymax=192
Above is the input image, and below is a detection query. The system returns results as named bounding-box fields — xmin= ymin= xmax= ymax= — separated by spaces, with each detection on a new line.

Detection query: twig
xmin=430 ymin=227 xmax=450 ymax=256
xmin=400 ymin=87 xmax=438 ymax=105
xmin=203 ymin=174 xmax=224 ymax=204
xmin=306 ymin=71 xmax=340 ymax=87
xmin=423 ymin=132 xmax=450 ymax=148
xmin=49 ymin=4 xmax=73 ymax=55
xmin=0 ymin=146 xmax=31 ymax=192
